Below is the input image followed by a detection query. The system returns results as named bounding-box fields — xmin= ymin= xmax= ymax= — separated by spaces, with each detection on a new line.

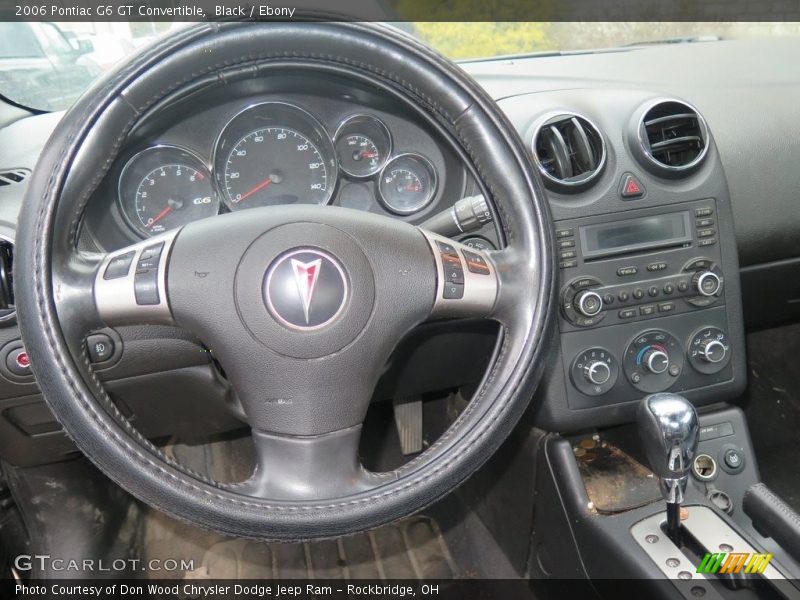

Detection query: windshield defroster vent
xmin=637 ymin=100 xmax=708 ymax=173
xmin=533 ymin=114 xmax=606 ymax=191
xmin=0 ymin=169 xmax=30 ymax=187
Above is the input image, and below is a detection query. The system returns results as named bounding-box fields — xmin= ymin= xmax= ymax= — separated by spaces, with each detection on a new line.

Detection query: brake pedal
xmin=393 ymin=397 xmax=423 ymax=455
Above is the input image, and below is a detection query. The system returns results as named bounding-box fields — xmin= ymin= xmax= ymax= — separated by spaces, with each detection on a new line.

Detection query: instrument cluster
xmin=116 ymin=101 xmax=439 ymax=238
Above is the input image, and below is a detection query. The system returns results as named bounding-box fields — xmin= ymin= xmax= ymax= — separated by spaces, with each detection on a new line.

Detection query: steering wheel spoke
xmin=93 ymin=229 xmax=178 ymax=326
xmin=421 ymin=229 xmax=501 ymax=320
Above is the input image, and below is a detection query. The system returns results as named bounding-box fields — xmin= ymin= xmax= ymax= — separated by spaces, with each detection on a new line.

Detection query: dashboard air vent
xmin=638 ymin=100 xmax=708 ymax=172
xmin=0 ymin=169 xmax=29 ymax=187
xmin=0 ymin=239 xmax=13 ymax=323
xmin=533 ymin=114 xmax=606 ymax=191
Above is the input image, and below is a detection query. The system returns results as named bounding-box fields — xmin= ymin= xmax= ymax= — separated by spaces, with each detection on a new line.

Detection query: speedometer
xmin=214 ymin=103 xmax=336 ymax=210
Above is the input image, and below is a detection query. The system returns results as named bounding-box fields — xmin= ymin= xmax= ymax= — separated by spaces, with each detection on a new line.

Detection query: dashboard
xmin=80 ymin=74 xmax=489 ymax=253
xmin=0 ymin=35 xmax=799 ymax=467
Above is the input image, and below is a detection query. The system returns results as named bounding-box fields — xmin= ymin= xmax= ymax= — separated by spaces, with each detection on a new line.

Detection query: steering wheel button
xmin=5 ymin=348 xmax=31 ymax=377
xmin=445 ymin=266 xmax=464 ymax=284
xmin=462 ymin=249 xmax=491 ymax=275
xmin=435 ymin=241 xmax=458 ymax=258
xmin=103 ymin=252 xmax=135 ymax=280
xmin=134 ymin=270 xmax=160 ymax=305
xmin=442 ymin=282 xmax=464 ymax=299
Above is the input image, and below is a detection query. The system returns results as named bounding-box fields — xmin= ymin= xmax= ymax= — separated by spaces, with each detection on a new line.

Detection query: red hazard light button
xmin=619 ymin=172 xmax=646 ymax=199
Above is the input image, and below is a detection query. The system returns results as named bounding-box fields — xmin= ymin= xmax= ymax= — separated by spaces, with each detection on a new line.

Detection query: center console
xmin=509 ymin=92 xmax=748 ymax=432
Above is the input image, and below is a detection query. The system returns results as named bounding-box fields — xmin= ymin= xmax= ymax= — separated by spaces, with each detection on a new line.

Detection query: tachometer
xmin=118 ymin=146 xmax=218 ymax=238
xmin=214 ymin=103 xmax=336 ymax=210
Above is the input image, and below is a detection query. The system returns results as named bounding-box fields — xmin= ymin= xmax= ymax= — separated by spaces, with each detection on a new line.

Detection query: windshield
xmin=0 ymin=21 xmax=798 ymax=112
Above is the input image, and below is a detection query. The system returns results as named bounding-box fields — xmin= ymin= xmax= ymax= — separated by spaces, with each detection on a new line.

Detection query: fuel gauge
xmin=334 ymin=115 xmax=391 ymax=178
xmin=378 ymin=153 xmax=437 ymax=215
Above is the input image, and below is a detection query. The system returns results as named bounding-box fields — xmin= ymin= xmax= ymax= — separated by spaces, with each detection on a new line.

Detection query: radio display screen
xmin=580 ymin=212 xmax=692 ymax=258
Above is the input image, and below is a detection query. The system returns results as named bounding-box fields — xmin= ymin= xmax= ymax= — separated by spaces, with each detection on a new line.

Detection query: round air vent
xmin=532 ymin=113 xmax=606 ymax=191
xmin=0 ymin=237 xmax=14 ymax=325
xmin=634 ymin=99 xmax=709 ymax=175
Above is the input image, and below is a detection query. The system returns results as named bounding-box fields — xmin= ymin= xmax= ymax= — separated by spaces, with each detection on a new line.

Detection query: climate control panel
xmin=561 ymin=306 xmax=735 ymax=410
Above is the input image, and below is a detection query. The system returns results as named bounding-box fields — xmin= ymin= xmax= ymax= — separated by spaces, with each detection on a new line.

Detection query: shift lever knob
xmin=636 ymin=393 xmax=699 ymax=504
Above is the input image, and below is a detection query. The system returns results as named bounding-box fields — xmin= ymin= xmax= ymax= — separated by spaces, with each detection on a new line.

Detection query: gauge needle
xmin=237 ymin=176 xmax=273 ymax=203
xmin=148 ymin=205 xmax=173 ymax=229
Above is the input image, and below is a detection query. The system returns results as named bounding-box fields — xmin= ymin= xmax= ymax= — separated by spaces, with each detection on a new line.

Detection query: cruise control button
xmin=134 ymin=270 xmax=160 ymax=305
xmin=442 ymin=282 xmax=464 ymax=299
xmin=137 ymin=242 xmax=164 ymax=271
xmin=104 ymin=252 xmax=135 ymax=280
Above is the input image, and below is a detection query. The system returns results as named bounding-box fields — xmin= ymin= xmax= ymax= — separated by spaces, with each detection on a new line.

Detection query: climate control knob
xmin=574 ymin=290 xmax=603 ymax=317
xmin=584 ymin=360 xmax=612 ymax=385
xmin=643 ymin=348 xmax=670 ymax=374
xmin=693 ymin=270 xmax=722 ymax=297
xmin=699 ymin=339 xmax=727 ymax=364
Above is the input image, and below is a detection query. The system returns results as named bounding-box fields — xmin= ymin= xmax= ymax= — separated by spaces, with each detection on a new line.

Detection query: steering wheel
xmin=15 ymin=22 xmax=556 ymax=540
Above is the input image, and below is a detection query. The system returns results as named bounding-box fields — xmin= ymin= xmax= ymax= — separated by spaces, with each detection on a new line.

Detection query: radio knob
xmin=699 ymin=339 xmax=727 ymax=364
xmin=584 ymin=360 xmax=612 ymax=385
xmin=574 ymin=290 xmax=604 ymax=317
xmin=693 ymin=270 xmax=722 ymax=297
xmin=643 ymin=349 xmax=670 ymax=374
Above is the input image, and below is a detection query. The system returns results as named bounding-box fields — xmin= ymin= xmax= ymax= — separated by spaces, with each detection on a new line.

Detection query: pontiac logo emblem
xmin=264 ymin=249 xmax=348 ymax=330
xmin=291 ymin=258 xmax=322 ymax=325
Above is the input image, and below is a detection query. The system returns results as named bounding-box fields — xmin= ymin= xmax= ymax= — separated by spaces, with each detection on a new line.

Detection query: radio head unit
xmin=580 ymin=211 xmax=693 ymax=260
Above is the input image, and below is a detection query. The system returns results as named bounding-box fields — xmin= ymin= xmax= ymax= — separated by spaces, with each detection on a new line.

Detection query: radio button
xmin=557 ymin=239 xmax=576 ymax=249
xmin=639 ymin=304 xmax=656 ymax=316
xmin=559 ymin=260 xmax=577 ymax=269
xmin=556 ymin=228 xmax=574 ymax=239
xmin=618 ymin=291 xmax=630 ymax=302
xmin=560 ymin=250 xmax=577 ymax=260
xmin=617 ymin=266 xmax=638 ymax=277
xmin=633 ymin=288 xmax=645 ymax=300
xmin=648 ymin=286 xmax=659 ymax=297
xmin=698 ymin=238 xmax=717 ymax=247
xmin=696 ymin=218 xmax=714 ymax=228
xmin=603 ymin=293 xmax=615 ymax=305
xmin=677 ymin=281 xmax=690 ymax=292
xmin=695 ymin=207 xmax=713 ymax=217
xmin=572 ymin=277 xmax=600 ymax=290
xmin=658 ymin=302 xmax=675 ymax=313
xmin=619 ymin=308 xmax=637 ymax=319
xmin=663 ymin=283 xmax=675 ymax=295
xmin=698 ymin=228 xmax=716 ymax=238
xmin=647 ymin=262 xmax=668 ymax=272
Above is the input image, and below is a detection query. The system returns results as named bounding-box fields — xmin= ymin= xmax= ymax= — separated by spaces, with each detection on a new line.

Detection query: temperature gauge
xmin=378 ymin=153 xmax=437 ymax=215
xmin=334 ymin=115 xmax=391 ymax=178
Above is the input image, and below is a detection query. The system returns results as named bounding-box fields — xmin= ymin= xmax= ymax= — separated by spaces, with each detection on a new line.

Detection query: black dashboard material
xmin=0 ymin=34 xmax=797 ymax=464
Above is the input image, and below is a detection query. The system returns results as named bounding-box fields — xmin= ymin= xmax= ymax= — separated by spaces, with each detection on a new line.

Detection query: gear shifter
xmin=636 ymin=393 xmax=699 ymax=545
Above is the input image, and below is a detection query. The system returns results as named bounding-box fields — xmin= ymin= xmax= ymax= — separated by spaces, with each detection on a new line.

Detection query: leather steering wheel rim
xmin=15 ymin=21 xmax=556 ymax=540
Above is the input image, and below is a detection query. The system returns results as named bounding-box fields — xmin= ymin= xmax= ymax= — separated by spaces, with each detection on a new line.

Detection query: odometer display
xmin=214 ymin=103 xmax=337 ymax=211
